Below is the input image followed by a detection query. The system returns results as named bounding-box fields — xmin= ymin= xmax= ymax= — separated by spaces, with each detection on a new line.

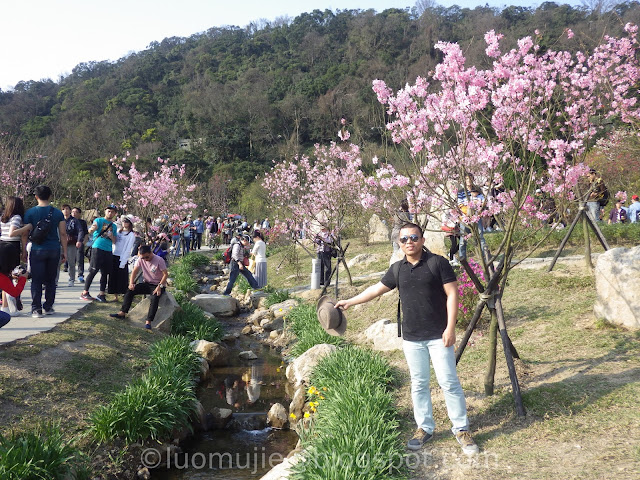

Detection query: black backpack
xmin=598 ymin=186 xmax=610 ymax=207
xmin=29 ymin=207 xmax=55 ymax=245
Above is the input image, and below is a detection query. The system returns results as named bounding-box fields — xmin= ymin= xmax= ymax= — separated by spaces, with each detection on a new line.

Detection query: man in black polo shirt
xmin=336 ymin=222 xmax=478 ymax=455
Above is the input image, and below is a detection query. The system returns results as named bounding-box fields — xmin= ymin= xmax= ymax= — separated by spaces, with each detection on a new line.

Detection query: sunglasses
xmin=399 ymin=234 xmax=421 ymax=244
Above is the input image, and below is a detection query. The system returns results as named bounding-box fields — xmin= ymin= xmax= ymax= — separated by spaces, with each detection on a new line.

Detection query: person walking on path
xmin=61 ymin=204 xmax=81 ymax=287
xmin=80 ymin=204 xmax=118 ymax=303
xmin=109 ymin=244 xmax=168 ymax=330
xmin=1 ymin=196 xmax=29 ymax=316
xmin=72 ymin=207 xmax=88 ymax=283
xmin=108 ymin=216 xmax=137 ymax=302
xmin=223 ymin=235 xmax=258 ymax=295
xmin=335 ymin=222 xmax=479 ymax=456
xmin=23 ymin=185 xmax=67 ymax=318
xmin=251 ymin=230 xmax=267 ymax=288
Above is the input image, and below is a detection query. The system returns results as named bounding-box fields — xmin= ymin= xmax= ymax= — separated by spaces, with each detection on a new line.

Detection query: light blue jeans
xmin=403 ymin=338 xmax=469 ymax=435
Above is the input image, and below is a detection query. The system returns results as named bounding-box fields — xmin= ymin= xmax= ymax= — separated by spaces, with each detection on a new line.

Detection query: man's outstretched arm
xmin=335 ymin=282 xmax=391 ymax=310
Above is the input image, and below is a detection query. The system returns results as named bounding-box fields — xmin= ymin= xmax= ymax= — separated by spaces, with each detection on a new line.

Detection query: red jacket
xmin=0 ymin=274 xmax=27 ymax=298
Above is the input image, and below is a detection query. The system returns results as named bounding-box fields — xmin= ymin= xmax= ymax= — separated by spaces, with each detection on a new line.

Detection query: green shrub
xmin=292 ymin=347 xmax=404 ymax=480
xmin=265 ymin=289 xmax=291 ymax=307
xmin=212 ymin=251 xmax=224 ymax=261
xmin=287 ymin=304 xmax=345 ymax=357
xmin=89 ymin=370 xmax=197 ymax=444
xmin=0 ymin=422 xmax=84 ymax=480
xmin=171 ymin=299 xmax=223 ymax=342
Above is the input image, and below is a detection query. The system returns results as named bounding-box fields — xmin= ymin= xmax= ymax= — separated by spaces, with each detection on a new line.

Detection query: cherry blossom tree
xmin=0 ymin=133 xmax=48 ymax=201
xmin=262 ymin=136 xmax=366 ymax=286
xmin=110 ymin=153 xmax=198 ymax=234
xmin=365 ymin=26 xmax=640 ymax=413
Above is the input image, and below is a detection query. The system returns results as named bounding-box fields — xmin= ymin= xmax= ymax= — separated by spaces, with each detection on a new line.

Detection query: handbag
xmin=84 ymin=246 xmax=92 ymax=259
xmin=243 ymin=256 xmax=250 ymax=267
xmin=248 ymin=258 xmax=256 ymax=273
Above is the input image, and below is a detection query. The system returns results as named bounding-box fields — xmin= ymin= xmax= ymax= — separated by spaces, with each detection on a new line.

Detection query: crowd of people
xmin=0 ymin=184 xmax=271 ymax=330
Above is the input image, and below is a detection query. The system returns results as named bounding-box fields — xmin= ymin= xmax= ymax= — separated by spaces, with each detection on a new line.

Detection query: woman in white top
xmin=108 ymin=216 xmax=137 ymax=301
xmin=1 ymin=196 xmax=30 ymax=315
xmin=251 ymin=231 xmax=267 ymax=288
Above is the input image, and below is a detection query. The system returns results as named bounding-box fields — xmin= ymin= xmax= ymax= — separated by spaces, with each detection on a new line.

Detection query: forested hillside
xmin=1 ymin=1 xmax=639 ymax=210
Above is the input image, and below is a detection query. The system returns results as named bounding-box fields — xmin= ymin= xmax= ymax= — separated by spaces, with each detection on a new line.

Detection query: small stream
xmin=153 ymin=317 xmax=299 ymax=479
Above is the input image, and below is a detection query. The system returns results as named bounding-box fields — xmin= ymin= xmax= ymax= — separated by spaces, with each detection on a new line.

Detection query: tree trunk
xmin=484 ymin=310 xmax=499 ymax=396
xmin=583 ymin=213 xmax=593 ymax=269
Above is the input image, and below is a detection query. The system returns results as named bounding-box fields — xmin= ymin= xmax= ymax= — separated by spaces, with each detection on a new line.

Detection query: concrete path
xmin=0 ymin=268 xmax=88 ymax=346
xmin=0 ymin=245 xmax=223 ymax=347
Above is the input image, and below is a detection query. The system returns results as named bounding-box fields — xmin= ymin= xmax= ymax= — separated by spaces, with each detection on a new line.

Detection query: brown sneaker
xmin=455 ymin=430 xmax=479 ymax=455
xmin=407 ymin=428 xmax=433 ymax=450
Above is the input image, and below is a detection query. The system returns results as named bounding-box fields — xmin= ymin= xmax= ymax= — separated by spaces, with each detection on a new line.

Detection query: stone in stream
xmin=191 ymin=340 xmax=230 ymax=366
xmin=285 ymin=343 xmax=337 ymax=386
xmin=267 ymin=403 xmax=289 ymax=430
xmin=239 ymin=350 xmax=258 ymax=360
xmin=191 ymin=293 xmax=239 ymax=317
xmin=210 ymin=407 xmax=233 ymax=429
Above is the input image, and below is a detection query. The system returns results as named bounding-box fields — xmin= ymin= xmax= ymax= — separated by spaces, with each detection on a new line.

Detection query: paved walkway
xmin=0 ymin=245 xmax=223 ymax=347
xmin=0 ymin=268 xmax=89 ymax=346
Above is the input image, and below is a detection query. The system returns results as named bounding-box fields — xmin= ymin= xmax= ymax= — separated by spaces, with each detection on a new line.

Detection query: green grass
xmin=287 ymin=303 xmax=345 ymax=357
xmin=0 ymin=422 xmax=87 ymax=480
xmin=292 ymin=346 xmax=405 ymax=480
xmin=169 ymin=252 xmax=211 ymax=295
xmin=265 ymin=289 xmax=291 ymax=307
xmin=171 ymin=298 xmax=223 ymax=342
xmin=88 ymin=368 xmax=198 ymax=444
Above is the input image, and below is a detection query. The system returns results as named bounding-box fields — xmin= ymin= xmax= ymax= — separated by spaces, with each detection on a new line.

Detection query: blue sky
xmin=0 ymin=0 xmax=584 ymax=91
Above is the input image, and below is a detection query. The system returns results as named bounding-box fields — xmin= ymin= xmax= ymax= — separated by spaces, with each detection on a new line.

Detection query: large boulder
xmin=363 ymin=319 xmax=403 ymax=351
xmin=285 ymin=343 xmax=337 ymax=386
xmin=128 ymin=290 xmax=179 ymax=333
xmin=346 ymin=253 xmax=379 ymax=269
xmin=267 ymin=403 xmax=289 ymax=430
xmin=191 ymin=294 xmax=239 ymax=317
xmin=270 ymin=299 xmax=298 ymax=320
xmin=191 ymin=340 xmax=230 ymax=366
xmin=594 ymin=246 xmax=640 ymax=329
xmin=368 ymin=214 xmax=390 ymax=243
xmin=288 ymin=386 xmax=306 ymax=420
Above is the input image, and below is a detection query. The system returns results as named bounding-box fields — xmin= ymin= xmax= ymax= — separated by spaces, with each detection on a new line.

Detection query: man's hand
xmin=334 ymin=300 xmax=351 ymax=310
xmin=128 ymin=282 xmax=136 ymax=291
xmin=60 ymin=252 xmax=67 ymax=263
xmin=153 ymin=285 xmax=163 ymax=296
xmin=76 ymin=241 xmax=82 ymax=248
xmin=238 ymin=262 xmax=244 ymax=270
xmin=442 ymin=327 xmax=456 ymax=347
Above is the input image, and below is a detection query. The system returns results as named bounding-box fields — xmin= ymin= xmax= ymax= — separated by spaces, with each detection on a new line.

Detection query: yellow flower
xmin=276 ymin=367 xmax=281 ymax=372
xmin=304 ymin=412 xmax=310 ymax=418
xmin=319 ymin=395 xmax=325 ymax=400
xmin=279 ymin=308 xmax=283 ymax=312
xmin=289 ymin=413 xmax=297 ymax=419
xmin=311 ymin=406 xmax=317 ymax=413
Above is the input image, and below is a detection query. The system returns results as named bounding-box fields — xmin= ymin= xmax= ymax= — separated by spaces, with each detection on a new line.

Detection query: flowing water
xmin=153 ymin=321 xmax=298 ymax=479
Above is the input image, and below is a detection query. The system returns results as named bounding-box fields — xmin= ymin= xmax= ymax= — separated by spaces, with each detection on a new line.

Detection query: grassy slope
xmin=269 ymin=237 xmax=640 ymax=480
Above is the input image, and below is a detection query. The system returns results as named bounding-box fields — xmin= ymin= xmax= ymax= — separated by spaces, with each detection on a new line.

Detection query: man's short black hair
xmin=34 ymin=185 xmax=52 ymax=201
xmin=139 ymin=245 xmax=152 ymax=255
xmin=400 ymin=222 xmax=423 ymax=237
xmin=72 ymin=206 xmax=82 ymax=213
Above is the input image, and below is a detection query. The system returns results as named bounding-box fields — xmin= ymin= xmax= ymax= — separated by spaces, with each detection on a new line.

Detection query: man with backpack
xmin=23 ymin=185 xmax=67 ymax=318
xmin=335 ymin=222 xmax=479 ymax=456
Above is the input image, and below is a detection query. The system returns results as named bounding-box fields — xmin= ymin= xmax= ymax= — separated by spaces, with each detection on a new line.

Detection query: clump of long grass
xmin=89 ymin=370 xmax=197 ymax=444
xmin=287 ymin=303 xmax=344 ymax=357
xmin=171 ymin=298 xmax=223 ymax=342
xmin=169 ymin=253 xmax=210 ymax=295
xmin=291 ymin=346 xmax=405 ymax=479
xmin=0 ymin=422 xmax=86 ymax=480
xmin=89 ymin=336 xmax=201 ymax=444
